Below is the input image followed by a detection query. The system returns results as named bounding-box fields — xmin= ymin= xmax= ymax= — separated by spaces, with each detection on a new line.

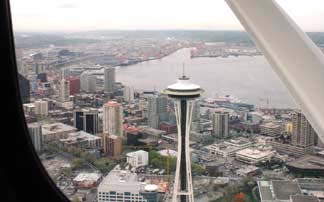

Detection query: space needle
xmin=163 ymin=70 xmax=204 ymax=202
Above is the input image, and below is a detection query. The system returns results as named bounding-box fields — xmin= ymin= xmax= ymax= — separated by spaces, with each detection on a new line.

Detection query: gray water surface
xmin=116 ymin=48 xmax=297 ymax=108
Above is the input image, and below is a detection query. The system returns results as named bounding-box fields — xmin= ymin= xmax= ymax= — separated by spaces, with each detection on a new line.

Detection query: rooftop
xmin=42 ymin=123 xmax=77 ymax=135
xmin=60 ymin=131 xmax=101 ymax=144
xmin=207 ymin=143 xmax=239 ymax=153
xmin=104 ymin=101 xmax=120 ymax=107
xmin=272 ymin=180 xmax=302 ymax=200
xmin=286 ymin=155 xmax=324 ymax=170
xmin=98 ymin=169 xmax=144 ymax=193
xmin=290 ymin=195 xmax=319 ymax=202
xmin=141 ymin=127 xmax=166 ymax=136
xmin=108 ymin=134 xmax=119 ymax=140
xmin=28 ymin=122 xmax=41 ymax=128
xmin=258 ymin=181 xmax=274 ymax=201
xmin=236 ymin=165 xmax=259 ymax=174
xmin=73 ymin=173 xmax=102 ymax=182
xmin=259 ymin=179 xmax=322 ymax=202
xmin=260 ymin=122 xmax=282 ymax=128
xmin=297 ymin=178 xmax=324 ymax=191
xmin=126 ymin=150 xmax=148 ymax=157
xmin=236 ymin=147 xmax=275 ymax=159
xmin=224 ymin=137 xmax=252 ymax=147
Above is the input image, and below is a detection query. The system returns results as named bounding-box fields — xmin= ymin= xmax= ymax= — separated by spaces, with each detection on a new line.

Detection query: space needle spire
xmin=163 ymin=70 xmax=204 ymax=202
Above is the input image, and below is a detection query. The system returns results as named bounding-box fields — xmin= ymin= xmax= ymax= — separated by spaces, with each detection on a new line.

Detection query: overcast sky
xmin=10 ymin=0 xmax=324 ymax=32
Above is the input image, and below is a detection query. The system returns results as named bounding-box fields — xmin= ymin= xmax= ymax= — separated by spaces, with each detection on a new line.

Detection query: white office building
xmin=98 ymin=169 xmax=159 ymax=202
xmin=124 ymin=86 xmax=134 ymax=103
xmin=206 ymin=137 xmax=253 ymax=158
xmin=235 ymin=147 xmax=276 ymax=164
xmin=59 ymin=79 xmax=70 ymax=102
xmin=60 ymin=131 xmax=102 ymax=149
xmin=80 ymin=71 xmax=97 ymax=93
xmin=126 ymin=150 xmax=149 ymax=168
xmin=34 ymin=100 xmax=48 ymax=116
xmin=42 ymin=122 xmax=77 ymax=142
xmin=28 ymin=123 xmax=43 ymax=152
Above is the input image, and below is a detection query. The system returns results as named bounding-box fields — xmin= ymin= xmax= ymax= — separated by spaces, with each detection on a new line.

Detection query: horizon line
xmin=13 ymin=28 xmax=324 ymax=34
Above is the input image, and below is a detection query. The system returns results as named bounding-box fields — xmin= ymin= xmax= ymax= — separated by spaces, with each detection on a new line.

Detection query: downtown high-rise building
xmin=80 ymin=71 xmax=97 ymax=93
xmin=291 ymin=111 xmax=317 ymax=147
xmin=104 ymin=67 xmax=115 ymax=94
xmin=103 ymin=134 xmax=122 ymax=158
xmin=146 ymin=94 xmax=168 ymax=129
xmin=28 ymin=123 xmax=43 ymax=152
xmin=66 ymin=76 xmax=80 ymax=95
xmin=73 ymin=108 xmax=99 ymax=135
xmin=192 ymin=100 xmax=201 ymax=122
xmin=123 ymin=86 xmax=134 ymax=103
xmin=34 ymin=100 xmax=48 ymax=116
xmin=103 ymin=101 xmax=123 ymax=137
xmin=147 ymin=95 xmax=159 ymax=128
xmin=59 ymin=79 xmax=70 ymax=102
xmin=212 ymin=111 xmax=229 ymax=138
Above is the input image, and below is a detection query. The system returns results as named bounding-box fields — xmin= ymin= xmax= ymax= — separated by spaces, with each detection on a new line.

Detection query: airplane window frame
xmin=1 ymin=0 xmax=71 ymax=202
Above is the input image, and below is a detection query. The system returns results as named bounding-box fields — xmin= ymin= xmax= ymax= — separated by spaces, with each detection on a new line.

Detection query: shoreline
xmin=118 ymin=47 xmax=184 ymax=67
xmin=119 ymin=47 xmax=263 ymax=66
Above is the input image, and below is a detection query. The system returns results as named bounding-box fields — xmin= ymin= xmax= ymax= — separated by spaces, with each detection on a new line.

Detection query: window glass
xmin=10 ymin=0 xmax=324 ymax=201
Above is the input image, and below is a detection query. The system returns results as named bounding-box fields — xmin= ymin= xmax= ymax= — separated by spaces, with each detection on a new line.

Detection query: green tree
xmin=60 ymin=167 xmax=72 ymax=176
xmin=72 ymin=158 xmax=85 ymax=170
xmin=192 ymin=163 xmax=206 ymax=175
xmin=72 ymin=195 xmax=81 ymax=202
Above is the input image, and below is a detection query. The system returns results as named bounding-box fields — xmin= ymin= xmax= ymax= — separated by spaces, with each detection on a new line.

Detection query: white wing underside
xmin=225 ymin=0 xmax=324 ymax=142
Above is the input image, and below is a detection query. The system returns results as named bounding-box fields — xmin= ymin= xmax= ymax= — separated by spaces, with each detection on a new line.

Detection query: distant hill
xmin=14 ymin=30 xmax=324 ymax=48
xmin=14 ymin=32 xmax=99 ymax=48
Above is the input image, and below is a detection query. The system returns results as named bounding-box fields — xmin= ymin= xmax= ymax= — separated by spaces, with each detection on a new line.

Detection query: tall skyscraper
xmin=212 ymin=111 xmax=229 ymax=138
xmin=67 ymin=76 xmax=80 ymax=95
xmin=163 ymin=74 xmax=204 ymax=202
xmin=103 ymin=134 xmax=122 ymax=157
xmin=34 ymin=100 xmax=48 ymax=116
xmin=157 ymin=95 xmax=168 ymax=122
xmin=103 ymin=101 xmax=123 ymax=137
xmin=28 ymin=123 xmax=42 ymax=152
xmin=123 ymin=86 xmax=134 ymax=103
xmin=192 ymin=100 xmax=200 ymax=122
xmin=15 ymin=49 xmax=26 ymax=75
xmin=104 ymin=67 xmax=115 ymax=94
xmin=291 ymin=111 xmax=316 ymax=147
xmin=59 ymin=79 xmax=70 ymax=102
xmin=80 ymin=72 xmax=97 ymax=93
xmin=73 ymin=108 xmax=99 ymax=135
xmin=147 ymin=95 xmax=159 ymax=128
xmin=146 ymin=94 xmax=168 ymax=128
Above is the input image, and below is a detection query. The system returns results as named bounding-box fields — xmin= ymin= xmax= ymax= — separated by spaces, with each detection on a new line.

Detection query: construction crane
xmin=166 ymin=148 xmax=170 ymax=177
xmin=163 ymin=147 xmax=172 ymax=202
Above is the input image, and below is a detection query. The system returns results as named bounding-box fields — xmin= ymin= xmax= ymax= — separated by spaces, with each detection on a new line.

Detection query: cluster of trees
xmin=47 ymin=142 xmax=118 ymax=174
xmin=148 ymin=150 xmax=206 ymax=176
xmin=211 ymin=177 xmax=257 ymax=202
xmin=92 ymin=158 xmax=117 ymax=174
